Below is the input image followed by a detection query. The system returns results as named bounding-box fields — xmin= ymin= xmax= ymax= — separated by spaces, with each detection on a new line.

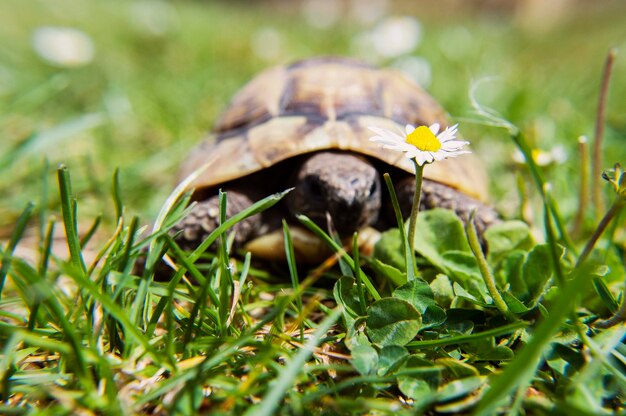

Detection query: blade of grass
xmin=101 ymin=217 xmax=140 ymax=353
xmin=470 ymin=81 xmax=575 ymax=253
xmin=227 ymin=251 xmax=252 ymax=328
xmin=283 ymin=220 xmax=303 ymax=339
xmin=130 ymin=163 xmax=210 ymax=330
xmin=511 ymin=132 xmax=576 ymax=254
xmin=383 ymin=173 xmax=416 ymax=280
xmin=244 ymin=306 xmax=342 ymax=416
xmin=406 ymin=321 xmax=528 ymax=348
xmin=54 ymin=260 xmax=173 ymax=371
xmin=543 ymin=185 xmax=566 ymax=285
xmin=38 ymin=158 xmax=49 ymax=245
xmin=0 ymin=333 xmax=19 ymax=401
xmin=79 ymin=214 xmax=101 ymax=248
xmin=282 ymin=221 xmax=301 ymax=306
xmin=146 ymin=248 xmax=207 ymax=339
xmin=325 ymin=214 xmax=353 ymax=278
xmin=475 ymin=261 xmax=598 ymax=415
xmin=7 ymin=73 xmax=69 ymax=113
xmin=130 ymin=196 xmax=194 ymax=330
xmin=296 ymin=214 xmax=380 ymax=301
xmin=466 ymin=210 xmax=513 ymax=320
xmin=28 ymin=220 xmax=55 ymax=330
xmin=352 ymin=233 xmax=367 ymax=316
xmin=138 ymin=305 xmax=283 ymax=406
xmin=111 ymin=168 xmax=123 ymax=220
xmin=116 ymin=215 xmax=139 ymax=274
xmin=0 ymin=113 xmax=105 ymax=172
xmin=182 ymin=260 xmax=219 ymax=355
xmin=150 ymin=158 xmax=217 ymax=246
xmin=569 ymin=324 xmax=626 ymax=392
xmin=217 ymin=191 xmax=233 ymax=336
xmin=0 ymin=201 xmax=35 ymax=300
xmin=0 ymin=327 xmax=73 ymax=356
xmin=591 ymin=276 xmax=619 ymax=314
xmin=142 ymin=191 xmax=194 ymax=270
xmin=188 ymin=189 xmax=293 ymax=263
xmin=57 ymin=165 xmax=87 ymax=274
xmin=86 ymin=217 xmax=124 ymax=278
xmin=11 ymin=259 xmax=95 ymax=392
xmin=165 ymin=235 xmax=215 ymax=302
xmin=300 ymin=371 xmax=442 ymax=405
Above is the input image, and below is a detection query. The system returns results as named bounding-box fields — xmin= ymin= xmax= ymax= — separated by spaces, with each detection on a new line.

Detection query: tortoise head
xmin=286 ymin=151 xmax=382 ymax=236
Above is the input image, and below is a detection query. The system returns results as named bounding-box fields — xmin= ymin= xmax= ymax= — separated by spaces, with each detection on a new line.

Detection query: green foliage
xmin=392 ymin=280 xmax=446 ymax=329
xmin=365 ymin=298 xmax=422 ymax=346
xmin=1 ymin=0 xmax=626 ymax=414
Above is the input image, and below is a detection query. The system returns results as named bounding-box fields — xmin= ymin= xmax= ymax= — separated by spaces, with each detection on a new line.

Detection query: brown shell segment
xmin=214 ymin=57 xmax=447 ymax=133
xmin=180 ymin=58 xmax=489 ymax=202
xmin=213 ymin=66 xmax=287 ymax=134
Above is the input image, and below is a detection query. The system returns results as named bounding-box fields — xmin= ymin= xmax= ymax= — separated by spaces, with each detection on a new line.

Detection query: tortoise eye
xmin=305 ymin=178 xmax=324 ymax=197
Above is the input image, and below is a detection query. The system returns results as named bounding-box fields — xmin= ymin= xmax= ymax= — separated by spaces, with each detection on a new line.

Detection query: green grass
xmin=1 ymin=0 xmax=626 ymax=414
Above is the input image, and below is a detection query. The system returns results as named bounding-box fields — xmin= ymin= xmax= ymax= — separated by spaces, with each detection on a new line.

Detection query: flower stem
xmin=592 ymin=48 xmax=616 ymax=220
xmin=594 ymin=291 xmax=626 ymax=329
xmin=577 ymin=195 xmax=626 ymax=328
xmin=572 ymin=136 xmax=589 ymax=237
xmin=466 ymin=210 xmax=513 ymax=320
xmin=577 ymin=198 xmax=625 ymax=268
xmin=407 ymin=160 xmax=424 ymax=256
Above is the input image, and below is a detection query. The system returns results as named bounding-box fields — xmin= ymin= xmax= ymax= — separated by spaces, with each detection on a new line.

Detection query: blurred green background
xmin=1 ymin=0 xmax=625 ymax=239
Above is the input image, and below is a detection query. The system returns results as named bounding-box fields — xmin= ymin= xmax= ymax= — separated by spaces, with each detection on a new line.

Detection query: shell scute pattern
xmin=179 ymin=58 xmax=489 ymax=203
xmin=279 ymin=67 xmax=384 ymax=123
xmin=214 ymin=66 xmax=286 ymax=135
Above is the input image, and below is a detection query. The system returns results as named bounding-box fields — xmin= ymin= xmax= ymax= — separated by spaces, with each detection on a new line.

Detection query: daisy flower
xmin=369 ymin=123 xmax=470 ymax=166
xmin=368 ymin=122 xmax=470 ymax=278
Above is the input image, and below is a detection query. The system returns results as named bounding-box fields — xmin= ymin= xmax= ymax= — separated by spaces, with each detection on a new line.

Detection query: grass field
xmin=1 ymin=0 xmax=626 ymax=414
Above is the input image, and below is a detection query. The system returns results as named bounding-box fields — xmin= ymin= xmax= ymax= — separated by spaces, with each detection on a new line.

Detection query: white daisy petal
xmin=446 ymin=150 xmax=471 ymax=158
xmin=429 ymin=123 xmax=440 ymax=135
xmin=405 ymin=124 xmax=415 ymax=135
xmin=369 ymin=127 xmax=406 ymax=144
xmin=441 ymin=140 xmax=470 ymax=151
xmin=370 ymin=136 xmax=399 ymax=146
xmin=436 ymin=125 xmax=458 ymax=143
xmin=368 ymin=125 xmax=394 ymax=136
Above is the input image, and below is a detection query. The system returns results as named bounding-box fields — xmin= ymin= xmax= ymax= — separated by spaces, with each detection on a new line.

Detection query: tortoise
xmin=174 ymin=57 xmax=498 ymax=261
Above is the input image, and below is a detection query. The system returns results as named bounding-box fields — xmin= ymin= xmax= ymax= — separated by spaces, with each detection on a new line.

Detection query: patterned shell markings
xmin=180 ymin=58 xmax=489 ymax=202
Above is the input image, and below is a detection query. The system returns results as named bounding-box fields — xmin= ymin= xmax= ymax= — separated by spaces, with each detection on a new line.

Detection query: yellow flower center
xmin=405 ymin=126 xmax=441 ymax=152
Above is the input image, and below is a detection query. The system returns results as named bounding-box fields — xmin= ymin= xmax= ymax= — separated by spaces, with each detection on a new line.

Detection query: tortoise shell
xmin=180 ymin=57 xmax=488 ymax=201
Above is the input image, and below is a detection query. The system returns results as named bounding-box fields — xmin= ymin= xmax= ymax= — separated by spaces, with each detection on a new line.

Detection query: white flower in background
xmin=251 ymin=27 xmax=283 ymax=62
xmin=369 ymin=123 xmax=470 ymax=166
xmin=371 ymin=16 xmax=421 ymax=58
xmin=301 ymin=0 xmax=341 ymax=29
xmin=32 ymin=26 xmax=94 ymax=67
xmin=349 ymin=0 xmax=389 ymax=25
xmin=130 ymin=0 xmax=177 ymax=37
xmin=392 ymin=56 xmax=432 ymax=87
xmin=512 ymin=145 xmax=568 ymax=166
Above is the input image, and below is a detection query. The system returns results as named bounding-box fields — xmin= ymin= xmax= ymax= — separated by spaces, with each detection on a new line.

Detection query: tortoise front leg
xmin=172 ymin=190 xmax=261 ymax=250
xmin=393 ymin=177 xmax=500 ymax=237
